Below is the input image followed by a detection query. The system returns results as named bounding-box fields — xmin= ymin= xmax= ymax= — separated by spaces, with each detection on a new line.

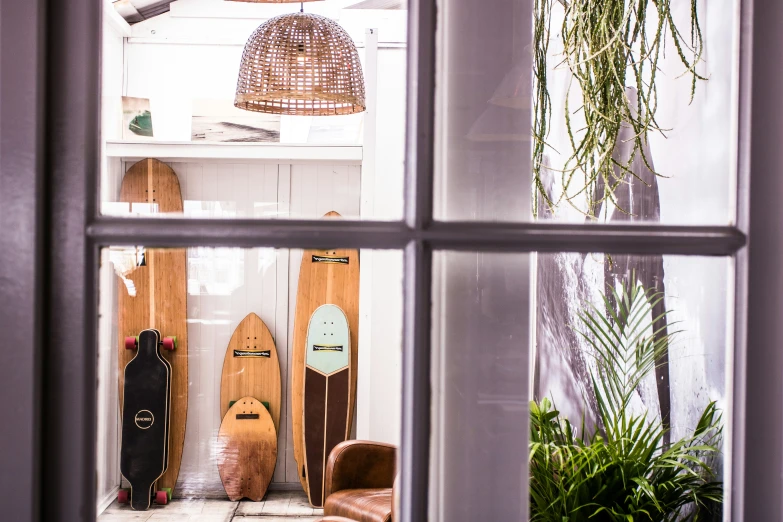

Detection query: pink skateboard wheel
xmin=117 ymin=489 xmax=129 ymax=504
xmin=124 ymin=337 xmax=137 ymax=350
xmin=162 ymin=337 xmax=176 ymax=351
xmin=155 ymin=490 xmax=168 ymax=505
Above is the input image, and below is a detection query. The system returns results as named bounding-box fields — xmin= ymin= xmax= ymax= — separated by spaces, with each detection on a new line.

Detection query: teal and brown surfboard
xmin=302 ymin=304 xmax=352 ymax=507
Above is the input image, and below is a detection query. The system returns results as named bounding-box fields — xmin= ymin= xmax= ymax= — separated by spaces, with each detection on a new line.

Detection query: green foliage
xmin=532 ymin=0 xmax=706 ymax=217
xmin=529 ymin=282 xmax=722 ymax=521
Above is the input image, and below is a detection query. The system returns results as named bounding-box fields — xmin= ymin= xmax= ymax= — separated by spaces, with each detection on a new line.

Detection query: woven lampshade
xmin=235 ymin=13 xmax=366 ymax=116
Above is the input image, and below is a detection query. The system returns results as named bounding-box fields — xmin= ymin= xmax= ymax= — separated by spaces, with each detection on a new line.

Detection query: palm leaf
xmin=529 ymin=278 xmax=723 ymax=521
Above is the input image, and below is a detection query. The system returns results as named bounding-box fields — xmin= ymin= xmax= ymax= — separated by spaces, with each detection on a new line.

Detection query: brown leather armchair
xmin=321 ymin=440 xmax=398 ymax=522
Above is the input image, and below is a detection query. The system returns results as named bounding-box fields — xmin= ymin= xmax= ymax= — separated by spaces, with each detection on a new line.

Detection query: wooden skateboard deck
xmin=292 ymin=211 xmax=359 ymax=493
xmin=118 ymin=158 xmax=188 ymax=495
xmin=216 ymin=396 xmax=277 ymax=501
xmin=220 ymin=313 xmax=282 ymax=431
xmin=303 ymin=304 xmax=352 ymax=507
xmin=120 ymin=329 xmax=171 ymax=511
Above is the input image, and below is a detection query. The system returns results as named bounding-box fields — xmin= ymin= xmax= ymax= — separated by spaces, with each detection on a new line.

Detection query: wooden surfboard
xmin=291 ymin=211 xmax=359 ymax=492
xmin=303 ymin=304 xmax=352 ymax=507
xmin=216 ymin=396 xmax=277 ymax=501
xmin=117 ymin=158 xmax=188 ymax=496
xmin=220 ymin=313 xmax=281 ymax=431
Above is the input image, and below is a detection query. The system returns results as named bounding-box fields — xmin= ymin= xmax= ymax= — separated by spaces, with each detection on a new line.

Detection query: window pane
xmin=101 ymin=1 xmax=407 ymax=221
xmin=434 ymin=0 xmax=739 ymax=225
xmin=96 ymin=246 xmax=403 ymax=517
xmin=432 ymin=251 xmax=732 ymax=520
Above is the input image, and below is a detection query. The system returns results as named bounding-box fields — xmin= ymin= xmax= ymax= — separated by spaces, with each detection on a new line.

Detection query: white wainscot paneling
xmin=172 ymin=162 xmax=280 ymax=219
xmin=96 ymin=250 xmax=121 ymax=512
xmin=95 ymin=13 xmax=128 ymax=512
xmin=169 ymin=161 xmax=363 ymax=493
xmin=103 ymin=159 xmax=401 ymax=498
xmin=177 ymin=244 xmax=285 ymax=497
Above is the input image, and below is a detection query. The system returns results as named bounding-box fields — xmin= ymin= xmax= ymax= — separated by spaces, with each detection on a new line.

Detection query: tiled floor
xmin=99 ymin=490 xmax=324 ymax=522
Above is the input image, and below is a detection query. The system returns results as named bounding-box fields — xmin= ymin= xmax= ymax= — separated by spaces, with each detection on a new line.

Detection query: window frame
xmin=2 ymin=0 xmax=777 ymax=520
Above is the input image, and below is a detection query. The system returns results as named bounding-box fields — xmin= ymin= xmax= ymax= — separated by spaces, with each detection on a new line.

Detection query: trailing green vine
xmin=532 ymin=0 xmax=706 ymax=217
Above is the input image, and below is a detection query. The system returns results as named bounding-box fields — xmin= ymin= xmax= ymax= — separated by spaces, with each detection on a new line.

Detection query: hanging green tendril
xmin=532 ymin=0 xmax=706 ymax=218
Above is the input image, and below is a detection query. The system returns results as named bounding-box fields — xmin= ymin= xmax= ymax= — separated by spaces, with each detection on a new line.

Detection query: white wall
xmin=98 ymin=0 xmax=407 ymax=502
xmin=95 ymin=3 xmax=127 ymax=510
xmin=174 ymin=161 xmax=364 ymax=494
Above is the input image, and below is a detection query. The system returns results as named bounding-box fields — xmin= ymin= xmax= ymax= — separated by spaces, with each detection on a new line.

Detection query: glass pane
xmin=95 ymin=246 xmax=403 ymax=517
xmin=101 ymin=1 xmax=407 ymax=220
xmin=434 ymin=0 xmax=738 ymax=225
xmin=432 ymin=251 xmax=732 ymax=521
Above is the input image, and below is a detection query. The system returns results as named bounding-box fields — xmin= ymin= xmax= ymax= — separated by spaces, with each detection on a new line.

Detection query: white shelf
xmin=105 ymin=140 xmax=363 ymax=164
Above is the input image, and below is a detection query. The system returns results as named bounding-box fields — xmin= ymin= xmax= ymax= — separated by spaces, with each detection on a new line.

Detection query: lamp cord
xmin=301 ymin=2 xmax=304 ymax=12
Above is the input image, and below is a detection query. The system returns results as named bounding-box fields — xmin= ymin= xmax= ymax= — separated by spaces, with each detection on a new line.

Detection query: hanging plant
xmin=532 ymin=0 xmax=706 ymax=217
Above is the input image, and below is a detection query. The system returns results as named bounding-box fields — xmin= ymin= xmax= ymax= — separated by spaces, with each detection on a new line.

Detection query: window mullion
xmin=0 ymin=1 xmax=47 ymax=520
xmin=404 ymin=0 xmax=437 ymax=231
xmin=40 ymin=0 xmax=101 ymax=521
xmin=400 ymin=239 xmax=433 ymax=522
xmin=86 ymin=217 xmax=746 ymax=256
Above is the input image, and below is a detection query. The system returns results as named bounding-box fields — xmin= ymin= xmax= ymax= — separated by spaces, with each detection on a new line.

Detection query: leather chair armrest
xmin=324 ymin=440 xmax=397 ymax=498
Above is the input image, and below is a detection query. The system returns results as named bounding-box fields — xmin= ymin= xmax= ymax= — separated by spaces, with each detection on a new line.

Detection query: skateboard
xmin=291 ymin=211 xmax=359 ymax=494
xmin=216 ymin=396 xmax=277 ymax=501
xmin=117 ymin=158 xmax=188 ymax=497
xmin=220 ymin=313 xmax=282 ymax=432
xmin=119 ymin=329 xmax=174 ymax=510
xmin=302 ymin=304 xmax=352 ymax=507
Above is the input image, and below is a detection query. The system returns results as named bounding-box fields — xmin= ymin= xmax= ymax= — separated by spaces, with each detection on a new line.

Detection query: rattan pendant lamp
xmin=234 ymin=4 xmax=366 ymax=116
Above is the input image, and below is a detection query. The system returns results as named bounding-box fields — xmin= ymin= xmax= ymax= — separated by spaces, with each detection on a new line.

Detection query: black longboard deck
xmin=121 ymin=329 xmax=171 ymax=510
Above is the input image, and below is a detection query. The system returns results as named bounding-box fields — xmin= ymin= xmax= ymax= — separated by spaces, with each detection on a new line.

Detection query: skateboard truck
xmin=125 ymin=335 xmax=177 ymax=351
xmin=228 ymin=399 xmax=270 ymax=411
xmin=118 ymin=487 xmax=171 ymax=506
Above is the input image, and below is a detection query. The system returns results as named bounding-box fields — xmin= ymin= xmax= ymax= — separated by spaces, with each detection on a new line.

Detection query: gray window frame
xmin=2 ymin=0 xmax=781 ymax=520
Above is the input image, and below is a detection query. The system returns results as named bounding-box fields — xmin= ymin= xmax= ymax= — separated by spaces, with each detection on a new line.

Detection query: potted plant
xmin=529 ymin=281 xmax=723 ymax=520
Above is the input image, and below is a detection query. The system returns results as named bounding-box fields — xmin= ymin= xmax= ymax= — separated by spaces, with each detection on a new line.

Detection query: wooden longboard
xmin=303 ymin=305 xmax=352 ymax=507
xmin=120 ymin=329 xmax=171 ymax=511
xmin=118 ymin=159 xmax=188 ymax=495
xmin=216 ymin=397 xmax=277 ymax=501
xmin=291 ymin=211 xmax=360 ymax=493
xmin=220 ymin=313 xmax=282 ymax=431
